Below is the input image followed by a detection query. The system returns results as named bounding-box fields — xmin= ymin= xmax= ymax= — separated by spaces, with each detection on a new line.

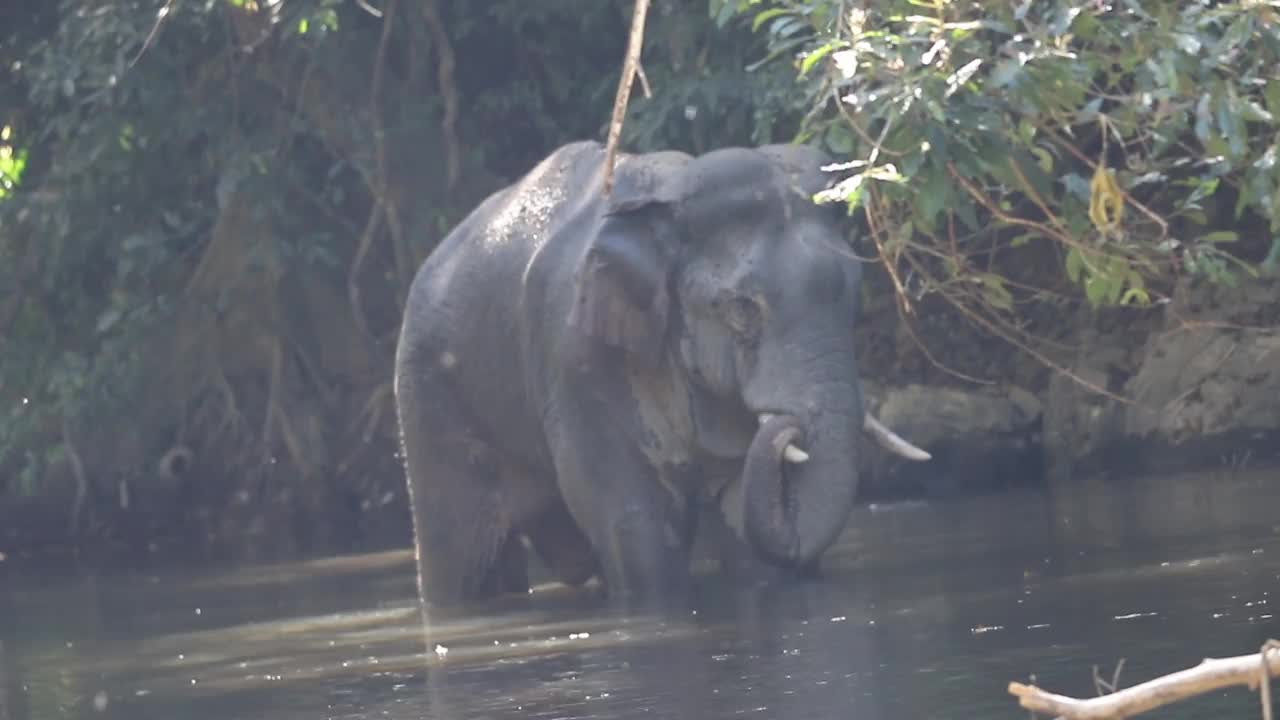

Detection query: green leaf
xmin=915 ymin=165 xmax=950 ymax=231
xmin=95 ymin=308 xmax=121 ymax=334
xmin=1264 ymin=79 xmax=1280 ymax=123
xmin=885 ymin=219 xmax=914 ymax=254
xmin=752 ymin=7 xmax=790 ymax=33
xmin=954 ymin=195 xmax=979 ymax=231
xmin=1010 ymin=232 xmax=1036 ymax=247
xmin=799 ymin=41 xmax=840 ymax=77
xmin=989 ymin=58 xmax=1022 ymax=88
xmin=1084 ymin=275 xmax=1108 ymax=306
xmin=1194 ymin=93 xmax=1213 ymax=142
xmin=977 ymin=273 xmax=1013 ymax=311
xmin=1120 ymin=286 xmax=1149 ymax=306
xmin=1065 ymin=247 xmax=1084 ymax=284
xmin=1061 ymin=173 xmax=1091 ymax=201
xmin=1263 ymin=238 xmax=1280 ymax=272
xmin=843 ymin=180 xmax=867 ymax=214
xmin=824 ymin=123 xmax=854 ymax=155
xmin=1200 ymin=231 xmax=1238 ymax=244
xmin=1171 ymin=33 xmax=1200 ymax=56
xmin=866 ymin=163 xmax=906 ymax=184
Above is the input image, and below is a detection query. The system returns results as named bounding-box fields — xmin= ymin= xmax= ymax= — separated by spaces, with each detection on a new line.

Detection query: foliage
xmin=0 ymin=0 xmax=794 ymax=545
xmin=719 ymin=0 xmax=1280 ymax=325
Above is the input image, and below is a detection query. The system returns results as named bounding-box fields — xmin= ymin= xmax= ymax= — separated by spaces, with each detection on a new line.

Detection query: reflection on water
xmin=2 ymin=466 xmax=1278 ymax=720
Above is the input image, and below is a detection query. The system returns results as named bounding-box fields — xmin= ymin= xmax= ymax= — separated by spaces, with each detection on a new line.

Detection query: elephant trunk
xmin=741 ymin=407 xmax=861 ymax=570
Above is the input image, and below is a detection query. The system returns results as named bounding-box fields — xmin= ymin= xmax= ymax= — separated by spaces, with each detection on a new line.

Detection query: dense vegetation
xmin=2 ymin=0 xmax=1276 ymax=558
xmin=720 ymin=0 xmax=1280 ymax=372
xmin=0 ymin=0 xmax=796 ymax=557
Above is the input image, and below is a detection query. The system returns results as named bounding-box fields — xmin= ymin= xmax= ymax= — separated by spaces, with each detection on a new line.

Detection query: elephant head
xmin=567 ymin=144 xmax=929 ymax=572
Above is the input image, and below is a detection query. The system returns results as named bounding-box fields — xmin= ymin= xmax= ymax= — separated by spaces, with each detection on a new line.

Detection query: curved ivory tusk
xmin=758 ymin=414 xmax=810 ymax=464
xmin=863 ymin=413 xmax=932 ymax=461
xmin=783 ymin=445 xmax=810 ymax=463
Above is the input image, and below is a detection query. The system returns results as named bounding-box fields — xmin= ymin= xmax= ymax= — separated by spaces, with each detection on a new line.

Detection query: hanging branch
xmin=1009 ymin=642 xmax=1280 ymax=720
xmin=348 ymin=0 xmax=398 ymax=342
xmin=421 ymin=0 xmax=460 ymax=192
xmin=602 ymin=0 xmax=652 ymax=196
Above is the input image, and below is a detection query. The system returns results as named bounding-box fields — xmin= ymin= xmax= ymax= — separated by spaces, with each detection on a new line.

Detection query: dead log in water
xmin=1010 ymin=641 xmax=1280 ymax=720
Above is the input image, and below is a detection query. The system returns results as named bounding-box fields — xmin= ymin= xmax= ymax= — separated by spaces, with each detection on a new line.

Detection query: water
xmin=2 ymin=466 xmax=1278 ymax=720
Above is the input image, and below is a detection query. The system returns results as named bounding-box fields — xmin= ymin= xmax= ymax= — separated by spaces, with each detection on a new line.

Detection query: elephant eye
xmin=719 ymin=294 xmax=762 ymax=337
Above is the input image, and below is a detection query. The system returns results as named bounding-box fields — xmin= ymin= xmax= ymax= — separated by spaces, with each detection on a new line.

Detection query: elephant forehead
xmin=752 ymin=223 xmax=858 ymax=307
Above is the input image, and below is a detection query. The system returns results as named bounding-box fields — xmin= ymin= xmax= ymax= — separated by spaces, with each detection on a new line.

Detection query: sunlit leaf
xmin=799 ymin=41 xmax=841 ymax=76
xmin=752 ymin=7 xmax=790 ymax=32
xmin=1065 ymin=247 xmax=1085 ymax=284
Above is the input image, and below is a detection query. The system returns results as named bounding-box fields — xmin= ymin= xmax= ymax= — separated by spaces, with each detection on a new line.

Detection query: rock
xmin=1041 ymin=344 xmax=1130 ymax=481
xmin=1044 ymin=274 xmax=1280 ymax=478
xmin=1127 ymin=329 xmax=1280 ymax=439
xmin=859 ymin=382 xmax=1044 ymax=499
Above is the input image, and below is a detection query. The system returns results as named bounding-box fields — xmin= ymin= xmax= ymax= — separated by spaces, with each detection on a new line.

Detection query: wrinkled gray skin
xmin=394 ymin=140 xmax=927 ymax=608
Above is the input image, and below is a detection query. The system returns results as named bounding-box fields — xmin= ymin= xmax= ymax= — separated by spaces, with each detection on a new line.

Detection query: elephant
xmin=392 ymin=139 xmax=931 ymax=609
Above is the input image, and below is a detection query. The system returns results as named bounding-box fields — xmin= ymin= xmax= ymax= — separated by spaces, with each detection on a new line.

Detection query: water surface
xmin=3 ymin=466 xmax=1278 ymax=720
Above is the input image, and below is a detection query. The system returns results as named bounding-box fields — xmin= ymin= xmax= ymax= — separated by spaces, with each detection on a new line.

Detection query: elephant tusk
xmin=863 ymin=413 xmax=932 ymax=461
xmin=783 ymin=444 xmax=810 ymax=463
xmin=759 ymin=414 xmax=810 ymax=464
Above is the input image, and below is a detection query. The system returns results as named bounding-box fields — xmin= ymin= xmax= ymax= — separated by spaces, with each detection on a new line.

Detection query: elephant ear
xmin=568 ymin=189 xmax=680 ymax=368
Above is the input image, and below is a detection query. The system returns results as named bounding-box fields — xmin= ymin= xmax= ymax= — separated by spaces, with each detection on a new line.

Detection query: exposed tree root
xmin=1010 ymin=641 xmax=1280 ymax=720
xmin=62 ymin=413 xmax=89 ymax=535
xmin=352 ymin=381 xmax=393 ymax=446
xmin=349 ymin=0 xmax=399 ymax=341
xmin=336 ymin=380 xmax=393 ymax=479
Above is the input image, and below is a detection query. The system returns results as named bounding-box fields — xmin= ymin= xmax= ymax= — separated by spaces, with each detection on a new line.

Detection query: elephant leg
xmin=396 ymin=372 xmax=523 ymax=607
xmin=474 ymin=530 xmax=531 ymax=598
xmin=524 ymin=500 xmax=599 ymax=587
xmin=404 ymin=451 xmax=524 ymax=606
xmin=548 ymin=412 xmax=695 ymax=602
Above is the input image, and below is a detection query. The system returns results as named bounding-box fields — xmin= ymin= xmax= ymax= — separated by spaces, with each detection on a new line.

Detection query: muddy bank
xmin=854 ymin=271 xmax=1280 ymax=500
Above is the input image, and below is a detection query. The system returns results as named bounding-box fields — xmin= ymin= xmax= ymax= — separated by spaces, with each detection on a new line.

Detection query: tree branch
xmin=421 ymin=0 xmax=460 ymax=192
xmin=348 ymin=0 xmax=398 ymax=343
xmin=1009 ymin=642 xmax=1280 ymax=720
xmin=62 ymin=413 xmax=89 ymax=536
xmin=603 ymin=0 xmax=651 ymax=196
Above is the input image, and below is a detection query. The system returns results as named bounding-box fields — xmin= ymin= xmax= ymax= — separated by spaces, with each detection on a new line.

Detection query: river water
xmin=2 ymin=466 xmax=1278 ymax=720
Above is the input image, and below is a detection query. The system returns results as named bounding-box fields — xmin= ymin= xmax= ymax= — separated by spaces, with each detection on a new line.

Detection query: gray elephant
xmin=393 ymin=140 xmax=930 ymax=608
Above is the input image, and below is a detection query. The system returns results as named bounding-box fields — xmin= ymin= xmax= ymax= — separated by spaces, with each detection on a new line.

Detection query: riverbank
xmin=853 ymin=270 xmax=1280 ymax=501
xmin=2 ymin=268 xmax=1276 ymax=566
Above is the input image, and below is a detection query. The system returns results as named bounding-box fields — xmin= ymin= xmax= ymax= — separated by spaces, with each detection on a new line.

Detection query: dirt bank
xmin=854 ymin=266 xmax=1280 ymax=500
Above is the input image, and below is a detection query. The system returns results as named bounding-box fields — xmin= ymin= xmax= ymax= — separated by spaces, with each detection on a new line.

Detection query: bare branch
xmin=129 ymin=0 xmax=176 ymax=68
xmin=636 ymin=62 xmax=653 ymax=99
xmin=353 ymin=0 xmax=383 ymax=18
xmin=349 ymin=0 xmax=398 ymax=342
xmin=62 ymin=414 xmax=89 ymax=536
xmin=349 ymin=201 xmax=384 ymax=342
xmin=603 ymin=0 xmax=652 ymax=196
xmin=1009 ymin=643 xmax=1280 ymax=720
xmin=421 ymin=0 xmax=460 ymax=192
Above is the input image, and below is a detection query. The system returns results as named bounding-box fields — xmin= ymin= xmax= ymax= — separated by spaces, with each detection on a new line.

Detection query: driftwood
xmin=1010 ymin=641 xmax=1280 ymax=720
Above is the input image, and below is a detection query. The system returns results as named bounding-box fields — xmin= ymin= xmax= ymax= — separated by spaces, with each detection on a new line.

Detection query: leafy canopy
xmin=720 ymin=0 xmax=1280 ymax=316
